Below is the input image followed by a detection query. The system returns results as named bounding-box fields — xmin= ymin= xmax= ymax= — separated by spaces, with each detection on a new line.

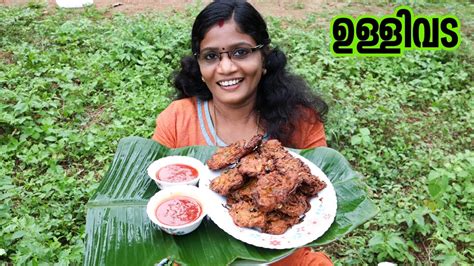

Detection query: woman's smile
xmin=217 ymin=78 xmax=244 ymax=90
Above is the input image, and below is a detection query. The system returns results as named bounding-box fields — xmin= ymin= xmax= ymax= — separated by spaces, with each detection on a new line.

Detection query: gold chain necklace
xmin=212 ymin=101 xmax=260 ymax=147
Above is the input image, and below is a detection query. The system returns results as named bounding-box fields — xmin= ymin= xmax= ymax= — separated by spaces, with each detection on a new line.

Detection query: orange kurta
xmin=271 ymin=247 xmax=333 ymax=266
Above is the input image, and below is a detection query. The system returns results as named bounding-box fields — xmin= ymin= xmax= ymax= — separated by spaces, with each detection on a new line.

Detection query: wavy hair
xmin=173 ymin=0 xmax=328 ymax=147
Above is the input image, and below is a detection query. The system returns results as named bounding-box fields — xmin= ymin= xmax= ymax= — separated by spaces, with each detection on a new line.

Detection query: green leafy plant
xmin=1 ymin=2 xmax=472 ymax=265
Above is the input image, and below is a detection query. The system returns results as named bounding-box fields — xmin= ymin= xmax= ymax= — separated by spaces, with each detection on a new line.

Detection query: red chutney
xmin=156 ymin=164 xmax=198 ymax=182
xmin=156 ymin=196 xmax=202 ymax=226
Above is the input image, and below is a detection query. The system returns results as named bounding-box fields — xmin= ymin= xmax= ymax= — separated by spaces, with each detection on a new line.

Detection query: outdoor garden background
xmin=0 ymin=0 xmax=472 ymax=265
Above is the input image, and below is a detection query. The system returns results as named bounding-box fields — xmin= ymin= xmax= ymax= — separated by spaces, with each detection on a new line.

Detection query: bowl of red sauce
xmin=147 ymin=156 xmax=208 ymax=189
xmin=146 ymin=185 xmax=208 ymax=235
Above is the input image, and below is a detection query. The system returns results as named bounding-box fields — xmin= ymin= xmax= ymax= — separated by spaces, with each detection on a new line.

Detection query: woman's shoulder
xmin=167 ymin=97 xmax=197 ymax=110
xmin=290 ymin=106 xmax=326 ymax=149
xmin=157 ymin=97 xmax=198 ymax=121
xmin=296 ymin=105 xmax=320 ymax=121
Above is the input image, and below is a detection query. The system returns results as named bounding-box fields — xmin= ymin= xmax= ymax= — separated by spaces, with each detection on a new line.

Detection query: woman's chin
xmin=214 ymin=95 xmax=253 ymax=106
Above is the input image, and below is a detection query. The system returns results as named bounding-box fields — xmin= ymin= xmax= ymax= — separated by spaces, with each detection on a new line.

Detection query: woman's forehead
xmin=200 ymin=20 xmax=256 ymax=50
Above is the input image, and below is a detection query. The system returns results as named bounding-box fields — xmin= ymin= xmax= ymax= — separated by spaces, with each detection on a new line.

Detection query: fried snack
xmin=206 ymin=134 xmax=263 ymax=170
xmin=227 ymin=178 xmax=258 ymax=205
xmin=237 ymin=152 xmax=268 ymax=177
xmin=259 ymin=139 xmax=288 ymax=161
xmin=210 ymin=167 xmax=245 ymax=196
xmin=263 ymin=211 xmax=301 ymax=235
xmin=253 ymin=171 xmax=302 ymax=212
xmin=208 ymin=137 xmax=327 ymax=235
xmin=259 ymin=139 xmax=308 ymax=177
xmin=299 ymin=173 xmax=327 ymax=196
xmin=228 ymin=201 xmax=266 ymax=229
xmin=278 ymin=192 xmax=311 ymax=217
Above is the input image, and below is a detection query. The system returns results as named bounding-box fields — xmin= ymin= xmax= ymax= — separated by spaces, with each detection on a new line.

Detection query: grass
xmin=0 ymin=2 xmax=473 ymax=265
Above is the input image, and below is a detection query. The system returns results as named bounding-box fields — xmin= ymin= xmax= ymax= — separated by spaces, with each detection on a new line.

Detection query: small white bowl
xmin=147 ymin=156 xmax=209 ymax=189
xmin=146 ymin=185 xmax=208 ymax=235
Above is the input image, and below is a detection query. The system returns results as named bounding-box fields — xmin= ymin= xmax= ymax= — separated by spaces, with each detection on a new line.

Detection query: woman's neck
xmin=211 ymin=99 xmax=256 ymax=123
xmin=210 ymin=97 xmax=261 ymax=144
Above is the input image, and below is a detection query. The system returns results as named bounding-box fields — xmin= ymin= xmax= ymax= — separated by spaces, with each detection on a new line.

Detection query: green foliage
xmin=1 ymin=2 xmax=473 ymax=265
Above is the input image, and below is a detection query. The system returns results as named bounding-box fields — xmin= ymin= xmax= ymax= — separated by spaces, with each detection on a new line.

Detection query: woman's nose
xmin=216 ymin=54 xmax=238 ymax=73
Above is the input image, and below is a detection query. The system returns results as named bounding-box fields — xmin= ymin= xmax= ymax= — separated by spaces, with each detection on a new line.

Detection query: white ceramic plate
xmin=199 ymin=151 xmax=337 ymax=249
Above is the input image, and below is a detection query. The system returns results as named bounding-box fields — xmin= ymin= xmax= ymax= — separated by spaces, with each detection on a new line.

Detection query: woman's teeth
xmin=218 ymin=79 xmax=241 ymax=87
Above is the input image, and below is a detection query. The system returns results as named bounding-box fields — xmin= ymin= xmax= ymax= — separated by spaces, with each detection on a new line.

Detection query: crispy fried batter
xmin=263 ymin=211 xmax=301 ymax=235
xmin=260 ymin=139 xmax=325 ymax=198
xmin=227 ymin=178 xmax=258 ymax=205
xmin=208 ymin=137 xmax=327 ymax=235
xmin=259 ymin=139 xmax=288 ymax=161
xmin=274 ymin=154 xmax=310 ymax=181
xmin=206 ymin=134 xmax=263 ymax=170
xmin=278 ymin=192 xmax=311 ymax=217
xmin=253 ymin=171 xmax=302 ymax=212
xmin=210 ymin=167 xmax=245 ymax=196
xmin=258 ymin=140 xmax=307 ymax=178
xmin=299 ymin=173 xmax=327 ymax=196
xmin=228 ymin=201 xmax=266 ymax=229
xmin=238 ymin=152 xmax=267 ymax=177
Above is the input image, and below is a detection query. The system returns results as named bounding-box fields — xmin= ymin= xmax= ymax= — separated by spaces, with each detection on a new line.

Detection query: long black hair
xmin=173 ymin=0 xmax=328 ymax=147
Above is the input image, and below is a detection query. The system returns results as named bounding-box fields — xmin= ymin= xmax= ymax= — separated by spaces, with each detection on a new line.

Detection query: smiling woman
xmin=152 ymin=0 xmax=328 ymax=150
xmin=151 ymin=1 xmax=331 ymax=264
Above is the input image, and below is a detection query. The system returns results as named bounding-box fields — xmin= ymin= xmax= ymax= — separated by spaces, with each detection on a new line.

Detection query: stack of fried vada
xmin=207 ymin=135 xmax=326 ymax=235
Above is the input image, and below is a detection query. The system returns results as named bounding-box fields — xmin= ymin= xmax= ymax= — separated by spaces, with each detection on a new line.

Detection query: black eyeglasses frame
xmin=194 ymin=44 xmax=264 ymax=63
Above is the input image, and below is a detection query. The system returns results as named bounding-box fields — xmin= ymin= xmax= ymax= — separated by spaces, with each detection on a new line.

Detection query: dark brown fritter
xmin=263 ymin=211 xmax=301 ymax=235
xmin=227 ymin=178 xmax=258 ymax=205
xmin=278 ymin=192 xmax=311 ymax=217
xmin=274 ymin=154 xmax=310 ymax=180
xmin=259 ymin=140 xmax=311 ymax=180
xmin=259 ymin=139 xmax=288 ymax=161
xmin=228 ymin=201 xmax=266 ymax=229
xmin=237 ymin=152 xmax=267 ymax=177
xmin=299 ymin=173 xmax=327 ymax=196
xmin=253 ymin=171 xmax=302 ymax=212
xmin=206 ymin=134 xmax=263 ymax=170
xmin=210 ymin=167 xmax=245 ymax=196
xmin=244 ymin=134 xmax=264 ymax=151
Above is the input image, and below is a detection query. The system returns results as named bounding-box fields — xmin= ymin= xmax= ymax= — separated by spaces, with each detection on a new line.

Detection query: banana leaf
xmin=84 ymin=137 xmax=378 ymax=266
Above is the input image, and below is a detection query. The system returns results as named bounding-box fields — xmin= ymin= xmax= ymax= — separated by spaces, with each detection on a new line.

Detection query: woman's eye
xmin=232 ymin=48 xmax=250 ymax=58
xmin=203 ymin=52 xmax=219 ymax=61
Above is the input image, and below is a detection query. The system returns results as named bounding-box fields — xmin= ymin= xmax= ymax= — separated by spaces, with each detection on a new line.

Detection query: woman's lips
xmin=217 ymin=78 xmax=244 ymax=91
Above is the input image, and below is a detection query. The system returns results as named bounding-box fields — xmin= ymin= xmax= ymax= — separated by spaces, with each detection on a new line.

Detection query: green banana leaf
xmin=84 ymin=137 xmax=378 ymax=266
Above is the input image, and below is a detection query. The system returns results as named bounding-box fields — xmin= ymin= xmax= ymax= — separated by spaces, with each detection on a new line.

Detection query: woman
xmin=152 ymin=0 xmax=331 ymax=265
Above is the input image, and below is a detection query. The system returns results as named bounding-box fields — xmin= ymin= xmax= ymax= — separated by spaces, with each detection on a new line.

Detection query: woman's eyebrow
xmin=200 ymin=42 xmax=254 ymax=51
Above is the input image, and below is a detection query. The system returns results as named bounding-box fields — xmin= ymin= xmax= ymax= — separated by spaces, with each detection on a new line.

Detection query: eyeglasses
xmin=195 ymin=45 xmax=264 ymax=66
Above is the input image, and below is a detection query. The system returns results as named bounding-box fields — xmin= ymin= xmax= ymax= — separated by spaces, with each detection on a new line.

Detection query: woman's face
xmin=198 ymin=19 xmax=264 ymax=107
